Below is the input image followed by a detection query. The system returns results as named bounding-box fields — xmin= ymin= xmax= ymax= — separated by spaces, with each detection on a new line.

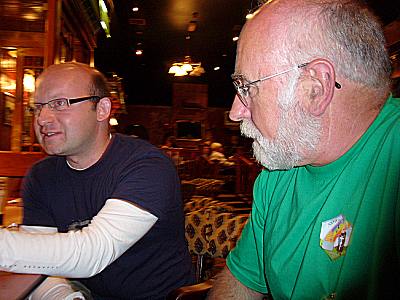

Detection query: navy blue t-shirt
xmin=22 ymin=133 xmax=194 ymax=299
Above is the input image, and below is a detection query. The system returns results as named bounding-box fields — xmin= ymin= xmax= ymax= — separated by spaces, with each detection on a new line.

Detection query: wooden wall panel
xmin=0 ymin=152 xmax=45 ymax=177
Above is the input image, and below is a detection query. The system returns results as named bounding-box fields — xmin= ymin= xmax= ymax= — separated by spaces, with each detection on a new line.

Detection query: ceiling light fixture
xmin=168 ymin=56 xmax=205 ymax=77
xmin=109 ymin=117 xmax=118 ymax=126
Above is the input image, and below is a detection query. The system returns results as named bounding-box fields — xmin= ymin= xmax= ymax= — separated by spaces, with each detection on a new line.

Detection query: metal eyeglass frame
xmin=231 ymin=62 xmax=341 ymax=107
xmin=31 ymin=96 xmax=101 ymax=115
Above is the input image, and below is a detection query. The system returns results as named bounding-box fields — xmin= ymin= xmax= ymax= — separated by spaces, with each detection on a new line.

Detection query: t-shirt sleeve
xmin=110 ymin=151 xmax=180 ymax=219
xmin=226 ymin=173 xmax=269 ymax=294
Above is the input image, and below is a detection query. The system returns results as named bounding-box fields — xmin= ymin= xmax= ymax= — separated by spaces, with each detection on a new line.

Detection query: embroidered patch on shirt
xmin=320 ymin=214 xmax=353 ymax=260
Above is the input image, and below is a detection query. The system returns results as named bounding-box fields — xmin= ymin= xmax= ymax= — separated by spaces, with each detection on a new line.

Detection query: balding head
xmin=230 ymin=0 xmax=391 ymax=169
xmin=35 ymin=62 xmax=110 ymax=102
xmin=241 ymin=0 xmax=391 ymax=97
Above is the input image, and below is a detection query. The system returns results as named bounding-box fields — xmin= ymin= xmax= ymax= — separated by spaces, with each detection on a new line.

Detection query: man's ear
xmin=302 ymin=58 xmax=336 ymax=116
xmin=96 ymin=97 xmax=112 ymax=121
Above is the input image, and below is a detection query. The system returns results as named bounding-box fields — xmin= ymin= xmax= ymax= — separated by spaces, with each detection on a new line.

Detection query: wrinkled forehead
xmin=35 ymin=65 xmax=92 ymax=102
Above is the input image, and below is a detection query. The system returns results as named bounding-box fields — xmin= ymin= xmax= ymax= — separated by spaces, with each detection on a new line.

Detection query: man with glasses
xmin=0 ymin=62 xmax=194 ymax=299
xmin=208 ymin=0 xmax=399 ymax=299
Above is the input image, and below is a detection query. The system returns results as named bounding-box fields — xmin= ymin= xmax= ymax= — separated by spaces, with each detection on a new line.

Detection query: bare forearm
xmin=207 ymin=266 xmax=264 ymax=300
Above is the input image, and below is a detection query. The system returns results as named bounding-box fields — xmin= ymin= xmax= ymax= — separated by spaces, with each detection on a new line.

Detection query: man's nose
xmin=229 ymin=95 xmax=251 ymax=121
xmin=36 ymin=106 xmax=55 ymax=126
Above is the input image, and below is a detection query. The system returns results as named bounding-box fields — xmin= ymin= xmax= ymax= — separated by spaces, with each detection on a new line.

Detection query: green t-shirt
xmin=227 ymin=95 xmax=400 ymax=300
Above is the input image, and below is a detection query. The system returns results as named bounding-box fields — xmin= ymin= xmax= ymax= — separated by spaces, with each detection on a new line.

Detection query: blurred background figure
xmin=200 ymin=143 xmax=211 ymax=160
xmin=161 ymin=135 xmax=178 ymax=149
xmin=209 ymin=142 xmax=235 ymax=167
xmin=160 ymin=135 xmax=181 ymax=165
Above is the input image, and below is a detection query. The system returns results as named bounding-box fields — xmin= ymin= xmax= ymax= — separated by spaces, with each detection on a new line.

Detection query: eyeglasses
xmin=30 ymin=96 xmax=101 ymax=116
xmin=232 ymin=62 xmax=341 ymax=107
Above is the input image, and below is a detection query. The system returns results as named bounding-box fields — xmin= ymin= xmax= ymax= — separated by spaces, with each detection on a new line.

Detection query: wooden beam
xmin=0 ymin=31 xmax=45 ymax=48
xmin=45 ymin=0 xmax=62 ymax=66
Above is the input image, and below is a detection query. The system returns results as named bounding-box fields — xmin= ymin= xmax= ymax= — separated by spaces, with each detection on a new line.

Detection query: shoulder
xmin=111 ymin=134 xmax=167 ymax=158
xmin=108 ymin=134 xmax=175 ymax=169
xmin=379 ymin=96 xmax=400 ymax=122
xmin=372 ymin=96 xmax=400 ymax=145
xmin=28 ymin=155 xmax=62 ymax=176
xmin=23 ymin=155 xmax=65 ymax=190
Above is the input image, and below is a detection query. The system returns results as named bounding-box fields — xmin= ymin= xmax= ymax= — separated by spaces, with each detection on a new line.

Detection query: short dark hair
xmin=88 ymin=70 xmax=110 ymax=99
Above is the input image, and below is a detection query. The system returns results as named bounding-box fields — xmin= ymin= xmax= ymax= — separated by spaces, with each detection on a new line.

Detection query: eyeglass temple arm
xmin=250 ymin=62 xmax=341 ymax=89
xmin=297 ymin=63 xmax=341 ymax=88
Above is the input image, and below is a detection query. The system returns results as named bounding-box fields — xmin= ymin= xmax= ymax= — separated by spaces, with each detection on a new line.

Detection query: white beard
xmin=240 ymin=77 xmax=321 ymax=170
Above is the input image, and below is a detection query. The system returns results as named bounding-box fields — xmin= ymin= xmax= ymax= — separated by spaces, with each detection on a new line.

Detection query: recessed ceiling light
xmin=233 ymin=36 xmax=239 ymax=42
xmin=132 ymin=7 xmax=139 ymax=12
xmin=214 ymin=66 xmax=220 ymax=71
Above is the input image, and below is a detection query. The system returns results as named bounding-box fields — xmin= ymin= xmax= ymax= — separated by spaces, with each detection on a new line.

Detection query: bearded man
xmin=207 ymin=0 xmax=400 ymax=299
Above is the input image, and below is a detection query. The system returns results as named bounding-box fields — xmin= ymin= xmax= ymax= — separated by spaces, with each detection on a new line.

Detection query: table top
xmin=0 ymin=271 xmax=45 ymax=300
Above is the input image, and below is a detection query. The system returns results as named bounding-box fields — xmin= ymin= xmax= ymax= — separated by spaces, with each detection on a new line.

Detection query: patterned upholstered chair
xmin=184 ymin=197 xmax=232 ymax=214
xmin=184 ymin=208 xmax=248 ymax=282
xmin=207 ymin=213 xmax=248 ymax=258
xmin=169 ymin=204 xmax=249 ymax=300
xmin=185 ymin=209 xmax=214 ymax=283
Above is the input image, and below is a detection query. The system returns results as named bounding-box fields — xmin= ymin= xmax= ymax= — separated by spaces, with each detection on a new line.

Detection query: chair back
xmin=184 ymin=204 xmax=249 ymax=282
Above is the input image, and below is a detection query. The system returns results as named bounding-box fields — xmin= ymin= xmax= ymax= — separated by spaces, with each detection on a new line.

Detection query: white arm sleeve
xmin=0 ymin=199 xmax=158 ymax=278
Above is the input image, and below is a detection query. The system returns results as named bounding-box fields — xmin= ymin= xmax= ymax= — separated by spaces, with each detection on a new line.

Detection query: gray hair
xmin=281 ymin=0 xmax=391 ymax=93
